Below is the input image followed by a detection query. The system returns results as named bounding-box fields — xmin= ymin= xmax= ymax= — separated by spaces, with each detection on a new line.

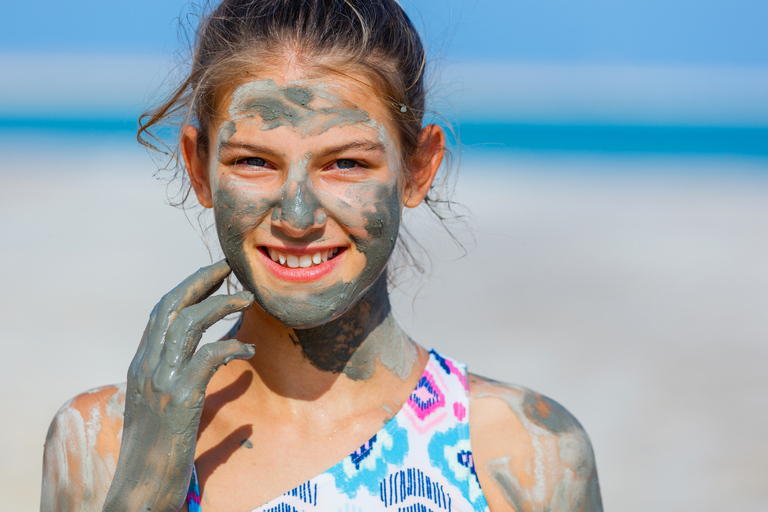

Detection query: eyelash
xmin=237 ymin=157 xmax=269 ymax=168
xmin=329 ymin=159 xmax=365 ymax=171
xmin=233 ymin=157 xmax=367 ymax=172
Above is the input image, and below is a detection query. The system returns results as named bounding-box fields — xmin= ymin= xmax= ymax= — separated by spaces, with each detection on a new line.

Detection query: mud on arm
xmin=469 ymin=376 xmax=603 ymax=512
xmin=41 ymin=385 xmax=125 ymax=512
xmin=41 ymin=260 xmax=255 ymax=512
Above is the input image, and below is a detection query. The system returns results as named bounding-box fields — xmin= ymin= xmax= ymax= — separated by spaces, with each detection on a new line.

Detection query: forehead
xmin=222 ymin=70 xmax=396 ymax=135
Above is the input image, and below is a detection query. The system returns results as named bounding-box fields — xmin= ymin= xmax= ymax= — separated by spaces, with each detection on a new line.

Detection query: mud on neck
xmin=288 ymin=272 xmax=416 ymax=381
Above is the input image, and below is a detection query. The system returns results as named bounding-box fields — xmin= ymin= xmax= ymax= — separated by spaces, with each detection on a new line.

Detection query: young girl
xmin=41 ymin=1 xmax=602 ymax=511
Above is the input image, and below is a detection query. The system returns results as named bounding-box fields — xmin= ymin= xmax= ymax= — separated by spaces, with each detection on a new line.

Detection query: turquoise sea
xmin=456 ymin=122 xmax=768 ymax=157
xmin=2 ymin=117 xmax=766 ymax=157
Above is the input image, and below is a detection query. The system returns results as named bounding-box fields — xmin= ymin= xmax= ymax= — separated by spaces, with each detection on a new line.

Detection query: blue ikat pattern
xmin=330 ymin=421 xmax=409 ymax=498
xmin=186 ymin=351 xmax=490 ymax=511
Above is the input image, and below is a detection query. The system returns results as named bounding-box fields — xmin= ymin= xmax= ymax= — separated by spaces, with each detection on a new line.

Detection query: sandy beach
xmin=1 ymin=135 xmax=766 ymax=511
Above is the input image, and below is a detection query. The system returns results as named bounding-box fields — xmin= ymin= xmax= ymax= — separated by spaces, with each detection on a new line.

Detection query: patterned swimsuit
xmin=187 ymin=350 xmax=490 ymax=511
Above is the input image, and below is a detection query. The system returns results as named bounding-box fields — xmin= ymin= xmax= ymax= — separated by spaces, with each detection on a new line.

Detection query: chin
xmin=226 ymin=243 xmax=389 ymax=330
xmin=252 ymin=282 xmax=361 ymax=329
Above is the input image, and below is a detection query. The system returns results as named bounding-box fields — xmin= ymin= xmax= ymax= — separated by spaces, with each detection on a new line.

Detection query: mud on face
xmin=211 ymin=77 xmax=405 ymax=328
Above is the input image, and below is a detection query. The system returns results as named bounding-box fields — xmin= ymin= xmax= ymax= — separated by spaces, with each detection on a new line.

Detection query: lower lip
xmin=258 ymin=248 xmax=345 ymax=282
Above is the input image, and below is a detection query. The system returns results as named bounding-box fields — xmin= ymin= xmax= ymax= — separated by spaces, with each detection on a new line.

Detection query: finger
xmin=160 ymin=291 xmax=254 ymax=375
xmin=143 ymin=260 xmax=232 ymax=373
xmin=156 ymin=259 xmax=232 ymax=335
xmin=177 ymin=339 xmax=256 ymax=393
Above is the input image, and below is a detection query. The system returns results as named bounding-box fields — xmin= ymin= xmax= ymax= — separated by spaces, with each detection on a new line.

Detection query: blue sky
xmin=1 ymin=0 xmax=767 ymax=125
xmin=2 ymin=0 xmax=766 ymax=64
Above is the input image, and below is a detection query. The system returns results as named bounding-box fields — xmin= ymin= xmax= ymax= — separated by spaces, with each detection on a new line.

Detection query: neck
xmin=234 ymin=272 xmax=418 ymax=399
xmin=291 ymin=272 xmax=415 ymax=380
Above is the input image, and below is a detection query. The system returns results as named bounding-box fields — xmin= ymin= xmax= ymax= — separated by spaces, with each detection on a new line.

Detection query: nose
xmin=271 ymin=179 xmax=327 ymax=238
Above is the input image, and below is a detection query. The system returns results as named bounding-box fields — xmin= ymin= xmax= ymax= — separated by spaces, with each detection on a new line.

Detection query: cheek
xmin=324 ymin=197 xmax=370 ymax=241
xmin=212 ymin=180 xmax=276 ymax=247
xmin=324 ymin=181 xmax=402 ymax=258
xmin=341 ymin=181 xmax=402 ymax=230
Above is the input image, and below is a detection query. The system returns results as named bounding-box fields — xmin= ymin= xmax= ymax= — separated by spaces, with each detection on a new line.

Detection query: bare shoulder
xmin=468 ymin=374 xmax=602 ymax=512
xmin=41 ymin=384 xmax=126 ymax=512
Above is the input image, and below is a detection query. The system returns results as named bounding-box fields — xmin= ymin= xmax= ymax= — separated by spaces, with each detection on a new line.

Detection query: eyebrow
xmin=218 ymin=139 xmax=386 ymax=161
xmin=315 ymin=141 xmax=385 ymax=160
xmin=217 ymin=140 xmax=282 ymax=158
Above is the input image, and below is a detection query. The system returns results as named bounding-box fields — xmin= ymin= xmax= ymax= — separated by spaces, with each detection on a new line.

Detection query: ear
xmin=181 ymin=125 xmax=214 ymax=208
xmin=403 ymin=124 xmax=445 ymax=208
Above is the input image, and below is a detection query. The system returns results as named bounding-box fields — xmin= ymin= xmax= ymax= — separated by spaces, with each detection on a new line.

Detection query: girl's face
xmin=185 ymin=69 xmax=437 ymax=328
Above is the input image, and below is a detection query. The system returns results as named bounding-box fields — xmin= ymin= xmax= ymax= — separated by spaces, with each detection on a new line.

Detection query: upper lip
xmin=259 ymin=244 xmax=345 ymax=256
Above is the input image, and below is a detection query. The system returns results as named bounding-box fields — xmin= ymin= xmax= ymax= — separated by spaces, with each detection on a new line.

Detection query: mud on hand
xmin=102 ymin=260 xmax=254 ymax=512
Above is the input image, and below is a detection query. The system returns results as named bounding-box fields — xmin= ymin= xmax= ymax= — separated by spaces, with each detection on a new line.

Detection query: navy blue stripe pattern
xmin=398 ymin=505 xmax=435 ymax=512
xmin=284 ymin=481 xmax=317 ymax=505
xmin=261 ymin=504 xmax=299 ymax=512
xmin=379 ymin=468 xmax=452 ymax=510
xmin=350 ymin=435 xmax=378 ymax=470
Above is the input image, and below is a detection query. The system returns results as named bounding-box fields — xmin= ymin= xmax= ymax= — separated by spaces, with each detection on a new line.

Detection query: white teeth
xmin=266 ymin=248 xmax=341 ymax=269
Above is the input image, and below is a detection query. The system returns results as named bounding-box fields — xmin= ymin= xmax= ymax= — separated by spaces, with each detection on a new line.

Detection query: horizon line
xmin=3 ymin=118 xmax=765 ymax=156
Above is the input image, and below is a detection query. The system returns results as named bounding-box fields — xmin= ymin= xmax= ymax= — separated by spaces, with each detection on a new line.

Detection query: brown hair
xmin=139 ymin=0 xmax=427 ymax=179
xmin=139 ymin=0 xmax=463 ymax=282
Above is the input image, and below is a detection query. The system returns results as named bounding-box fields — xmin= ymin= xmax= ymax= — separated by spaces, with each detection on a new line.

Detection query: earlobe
xmin=403 ymin=124 xmax=445 ymax=208
xmin=181 ymin=125 xmax=214 ymax=208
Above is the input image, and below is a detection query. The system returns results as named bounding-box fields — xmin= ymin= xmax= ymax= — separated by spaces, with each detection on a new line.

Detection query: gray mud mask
xmin=211 ymin=79 xmax=403 ymax=328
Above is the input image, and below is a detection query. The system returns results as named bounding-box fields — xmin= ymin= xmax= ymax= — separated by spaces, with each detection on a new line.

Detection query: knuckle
xmin=197 ymin=342 xmax=235 ymax=370
xmin=149 ymin=371 xmax=170 ymax=395
xmin=157 ymin=295 xmax=179 ymax=317
xmin=198 ymin=343 xmax=221 ymax=364
xmin=208 ymin=298 xmax=231 ymax=318
xmin=170 ymin=311 xmax=203 ymax=344
xmin=220 ymin=298 xmax=239 ymax=313
xmin=172 ymin=386 xmax=203 ymax=409
xmin=174 ymin=309 xmax=195 ymax=330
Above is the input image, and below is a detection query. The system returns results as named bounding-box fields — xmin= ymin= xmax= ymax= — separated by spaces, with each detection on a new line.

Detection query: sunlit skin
xmin=40 ymin=64 xmax=601 ymax=512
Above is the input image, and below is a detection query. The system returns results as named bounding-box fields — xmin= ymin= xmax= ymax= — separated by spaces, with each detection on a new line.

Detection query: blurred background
xmin=1 ymin=1 xmax=766 ymax=510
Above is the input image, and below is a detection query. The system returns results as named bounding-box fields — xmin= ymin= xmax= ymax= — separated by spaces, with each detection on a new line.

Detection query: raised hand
xmin=102 ymin=260 xmax=254 ymax=512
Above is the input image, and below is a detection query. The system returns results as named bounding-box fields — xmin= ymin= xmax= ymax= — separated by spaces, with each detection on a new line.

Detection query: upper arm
xmin=41 ymin=385 xmax=125 ymax=512
xmin=468 ymin=376 xmax=602 ymax=512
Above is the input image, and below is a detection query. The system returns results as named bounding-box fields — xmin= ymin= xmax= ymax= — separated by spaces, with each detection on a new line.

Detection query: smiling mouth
xmin=261 ymin=247 xmax=343 ymax=269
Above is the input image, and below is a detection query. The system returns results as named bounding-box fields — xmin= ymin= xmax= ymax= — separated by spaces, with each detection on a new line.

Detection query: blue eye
xmin=336 ymin=159 xmax=357 ymax=169
xmin=243 ymin=157 xmax=267 ymax=167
